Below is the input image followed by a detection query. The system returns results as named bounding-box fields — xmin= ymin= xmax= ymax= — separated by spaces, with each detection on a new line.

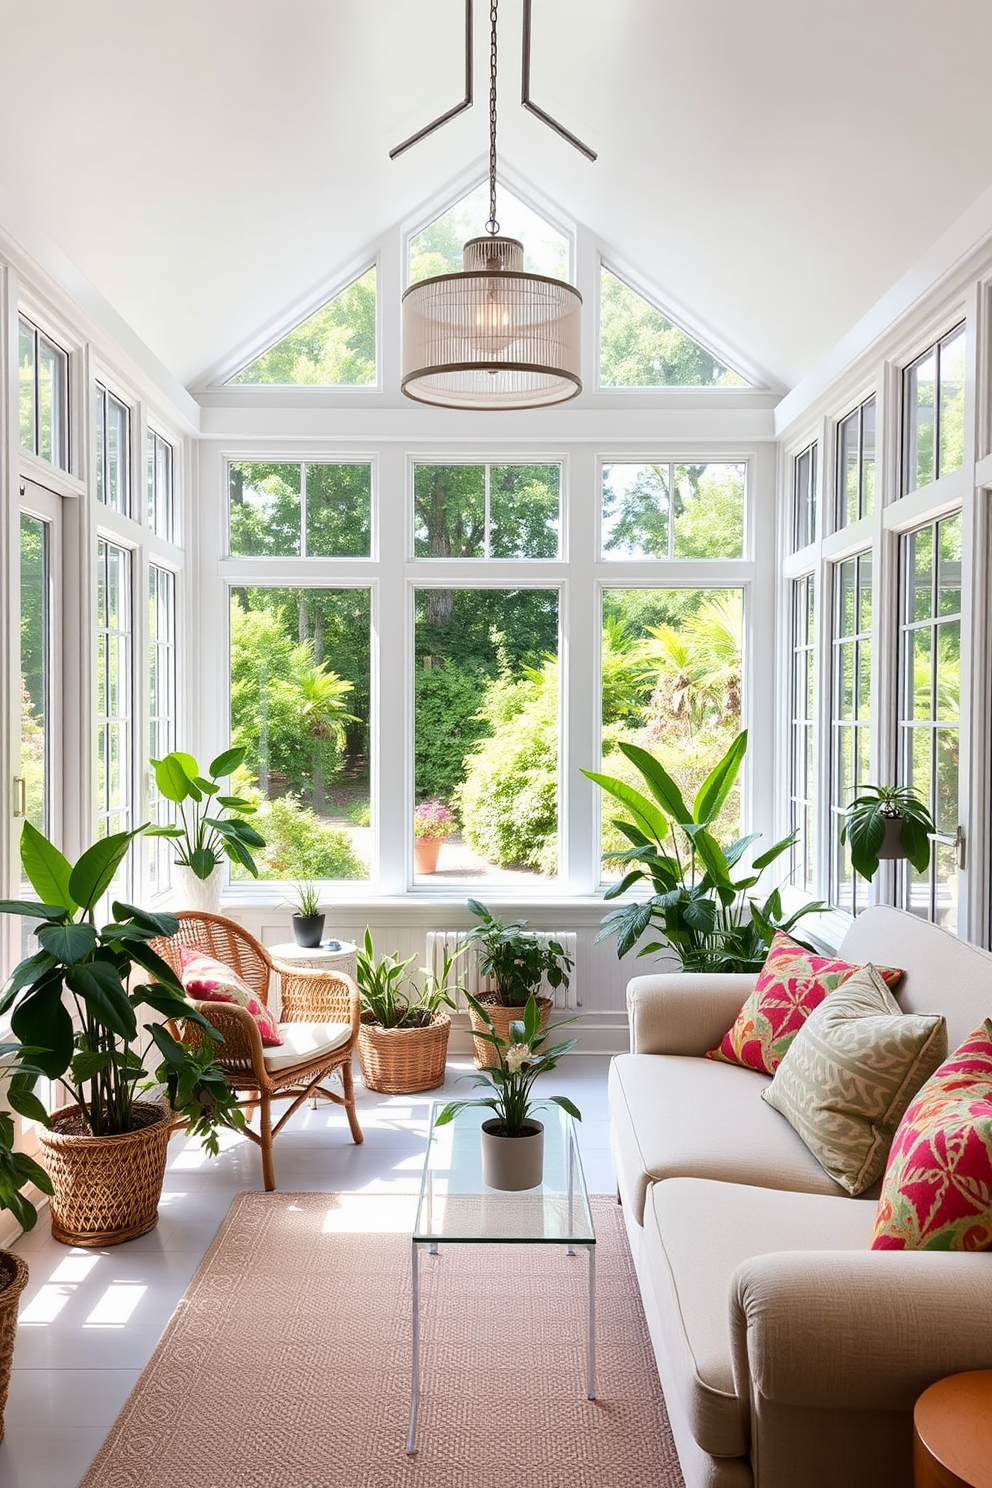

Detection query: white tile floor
xmin=2 ymin=1052 xmax=615 ymax=1488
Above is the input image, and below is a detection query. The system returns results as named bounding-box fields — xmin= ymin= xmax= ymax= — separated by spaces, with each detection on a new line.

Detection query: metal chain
xmin=486 ymin=0 xmax=499 ymax=235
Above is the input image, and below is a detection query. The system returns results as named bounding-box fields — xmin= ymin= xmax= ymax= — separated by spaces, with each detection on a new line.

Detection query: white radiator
xmin=425 ymin=930 xmax=579 ymax=1010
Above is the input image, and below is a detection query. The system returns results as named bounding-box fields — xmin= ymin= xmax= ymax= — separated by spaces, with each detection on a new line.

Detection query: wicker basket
xmin=38 ymin=1101 xmax=174 ymax=1247
xmin=358 ymin=1012 xmax=451 ymax=1094
xmin=0 ymin=1250 xmax=28 ymax=1442
xmin=468 ymin=995 xmax=553 ymax=1069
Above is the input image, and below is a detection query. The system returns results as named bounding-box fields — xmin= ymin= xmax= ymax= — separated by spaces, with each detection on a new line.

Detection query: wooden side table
xmin=914 ymin=1370 xmax=992 ymax=1488
xmin=265 ymin=940 xmax=358 ymax=983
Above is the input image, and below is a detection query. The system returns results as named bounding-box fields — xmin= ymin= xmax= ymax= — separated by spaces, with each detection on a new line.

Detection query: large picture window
xmin=229 ymin=587 xmax=371 ymax=881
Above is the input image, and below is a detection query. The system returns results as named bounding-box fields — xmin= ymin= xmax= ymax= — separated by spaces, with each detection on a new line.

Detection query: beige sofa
xmin=608 ymin=905 xmax=992 ymax=1488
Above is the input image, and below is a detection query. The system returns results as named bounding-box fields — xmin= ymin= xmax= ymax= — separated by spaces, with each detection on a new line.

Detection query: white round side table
xmin=265 ymin=940 xmax=358 ymax=982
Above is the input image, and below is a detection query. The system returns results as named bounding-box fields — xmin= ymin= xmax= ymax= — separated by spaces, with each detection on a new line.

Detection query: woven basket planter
xmin=38 ymin=1101 xmax=174 ymax=1247
xmin=358 ymin=1012 xmax=451 ymax=1094
xmin=0 ymin=1250 xmax=28 ymax=1442
xmin=468 ymin=995 xmax=553 ymax=1069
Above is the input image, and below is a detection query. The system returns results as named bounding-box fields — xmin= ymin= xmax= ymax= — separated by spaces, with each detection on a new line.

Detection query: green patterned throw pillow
xmin=762 ymin=964 xmax=947 ymax=1196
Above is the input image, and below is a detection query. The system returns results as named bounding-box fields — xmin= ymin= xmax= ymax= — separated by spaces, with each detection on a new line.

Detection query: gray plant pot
xmin=292 ymin=913 xmax=325 ymax=948
xmin=480 ymin=1118 xmax=544 ymax=1190
xmin=877 ymin=816 xmax=907 ymax=860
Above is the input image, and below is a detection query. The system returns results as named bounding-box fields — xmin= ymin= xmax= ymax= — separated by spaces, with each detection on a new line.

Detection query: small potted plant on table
xmin=436 ymin=993 xmax=580 ymax=1190
xmin=414 ymin=800 xmax=458 ymax=875
xmin=463 ymin=899 xmax=573 ymax=1069
xmin=289 ymin=882 xmax=325 ymax=947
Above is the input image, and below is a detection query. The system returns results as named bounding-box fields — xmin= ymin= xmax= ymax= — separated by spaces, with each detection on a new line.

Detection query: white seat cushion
xmin=262 ymin=1021 xmax=352 ymax=1074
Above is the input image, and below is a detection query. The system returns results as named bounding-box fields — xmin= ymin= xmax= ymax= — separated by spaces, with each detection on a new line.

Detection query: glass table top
xmin=413 ymin=1100 xmax=595 ymax=1245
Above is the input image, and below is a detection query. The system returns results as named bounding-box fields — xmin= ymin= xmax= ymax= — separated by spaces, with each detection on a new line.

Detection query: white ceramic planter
xmin=172 ymin=863 xmax=224 ymax=913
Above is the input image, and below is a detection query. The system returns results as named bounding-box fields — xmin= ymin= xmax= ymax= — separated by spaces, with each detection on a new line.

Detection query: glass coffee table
xmin=407 ymin=1099 xmax=596 ymax=1454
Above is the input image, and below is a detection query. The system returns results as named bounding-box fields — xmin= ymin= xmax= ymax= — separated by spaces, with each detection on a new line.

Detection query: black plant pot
xmin=292 ymin=913 xmax=325 ymax=948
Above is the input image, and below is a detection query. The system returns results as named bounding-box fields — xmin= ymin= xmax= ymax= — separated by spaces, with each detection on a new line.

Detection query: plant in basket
xmin=463 ymin=899 xmax=573 ymax=1068
xmin=0 ymin=821 xmax=245 ymax=1246
xmin=0 ymin=1076 xmax=53 ymax=1441
xmin=354 ymin=930 xmax=465 ymax=1094
xmin=436 ymin=993 xmax=581 ymax=1190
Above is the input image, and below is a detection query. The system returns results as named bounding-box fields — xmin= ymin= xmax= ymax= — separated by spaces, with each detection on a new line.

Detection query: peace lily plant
xmin=436 ymin=993 xmax=580 ymax=1137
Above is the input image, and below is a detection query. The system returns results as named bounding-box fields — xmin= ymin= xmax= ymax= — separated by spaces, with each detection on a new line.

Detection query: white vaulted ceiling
xmin=2 ymin=0 xmax=992 ymax=398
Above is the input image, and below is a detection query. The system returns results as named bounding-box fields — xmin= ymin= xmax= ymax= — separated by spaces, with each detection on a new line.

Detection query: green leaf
xmin=188 ymin=847 xmax=219 ymax=879
xmin=751 ymin=831 xmax=798 ymax=872
xmin=11 ymin=982 xmax=74 ymax=1078
xmin=208 ymin=746 xmax=246 ymax=779
xmin=19 ymin=822 xmax=76 ymax=911
xmin=68 ymin=830 xmax=141 ymax=911
xmin=6 ymin=1085 xmax=50 ymax=1125
xmin=110 ymin=902 xmax=179 ymax=938
xmin=580 ymin=770 xmax=670 ymax=844
xmin=151 ymin=752 xmax=198 ymax=802
xmin=65 ymin=962 xmax=137 ymax=1041
xmin=616 ymin=742 xmax=691 ymax=823
xmin=0 ymin=898 xmax=68 ymax=919
xmin=37 ymin=921 xmax=98 ymax=965
xmin=692 ymin=731 xmax=747 ymax=825
xmin=690 ymin=828 xmax=733 ymax=888
xmin=900 ymin=815 xmax=932 ymax=873
xmin=124 ymin=940 xmax=184 ymax=993
xmin=0 ymin=950 xmax=58 ymax=1011
xmin=545 ymin=1094 xmax=582 ymax=1121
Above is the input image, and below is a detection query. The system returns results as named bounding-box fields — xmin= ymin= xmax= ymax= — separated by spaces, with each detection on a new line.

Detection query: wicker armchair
xmin=152 ymin=911 xmax=363 ymax=1190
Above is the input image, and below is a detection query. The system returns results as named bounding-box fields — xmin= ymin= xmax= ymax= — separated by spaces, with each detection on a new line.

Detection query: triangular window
xmin=600 ymin=266 xmax=747 ymax=388
xmin=409 ymin=183 xmax=569 ymax=284
xmin=227 ymin=267 xmax=376 ymax=386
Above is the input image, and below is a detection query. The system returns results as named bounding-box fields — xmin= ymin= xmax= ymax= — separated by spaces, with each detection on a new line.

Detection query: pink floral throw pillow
xmin=871 ymin=1019 xmax=992 ymax=1251
xmin=706 ymin=930 xmax=904 ymax=1076
xmin=179 ymin=948 xmax=283 ymax=1048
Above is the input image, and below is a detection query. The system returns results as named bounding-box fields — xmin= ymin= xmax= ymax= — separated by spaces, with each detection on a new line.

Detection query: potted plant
xmin=147 ymin=746 xmax=265 ymax=910
xmin=583 ymin=730 xmax=827 ymax=969
xmin=0 ymin=822 xmax=245 ymax=1246
xmin=463 ymin=899 xmax=573 ymax=1068
xmin=413 ymin=799 xmax=458 ymax=875
xmin=840 ymin=783 xmax=936 ymax=882
xmin=289 ymin=882 xmax=325 ymax=947
xmin=354 ymin=930 xmax=463 ymax=1093
xmin=436 ymin=993 xmax=581 ymax=1190
xmin=0 ymin=1073 xmax=53 ymax=1440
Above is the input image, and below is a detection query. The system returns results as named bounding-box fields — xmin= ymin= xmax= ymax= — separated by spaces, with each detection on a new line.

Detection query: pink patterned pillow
xmin=871 ymin=1020 xmax=992 ymax=1251
xmin=706 ymin=930 xmax=904 ymax=1075
xmin=179 ymin=948 xmax=283 ymax=1048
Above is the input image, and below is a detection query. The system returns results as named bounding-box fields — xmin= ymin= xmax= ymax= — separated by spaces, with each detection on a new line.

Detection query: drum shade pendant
xmin=397 ymin=0 xmax=586 ymax=410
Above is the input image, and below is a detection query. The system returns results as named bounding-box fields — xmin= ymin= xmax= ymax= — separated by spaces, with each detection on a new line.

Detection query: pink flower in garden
xmin=414 ymin=799 xmax=458 ymax=841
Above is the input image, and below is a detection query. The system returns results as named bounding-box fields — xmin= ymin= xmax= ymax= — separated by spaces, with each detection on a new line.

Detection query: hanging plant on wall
xmin=840 ymin=784 xmax=936 ymax=882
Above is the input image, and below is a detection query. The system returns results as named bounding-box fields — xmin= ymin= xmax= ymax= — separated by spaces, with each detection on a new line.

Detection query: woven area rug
xmin=79 ymin=1191 xmax=684 ymax=1488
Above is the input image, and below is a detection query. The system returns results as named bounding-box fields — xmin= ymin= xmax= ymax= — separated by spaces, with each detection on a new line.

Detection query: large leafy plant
xmin=147 ymin=747 xmax=265 ymax=880
xmin=0 ymin=822 xmax=244 ymax=1144
xmin=583 ymin=730 xmax=826 ymax=971
xmin=464 ymin=899 xmax=573 ymax=1008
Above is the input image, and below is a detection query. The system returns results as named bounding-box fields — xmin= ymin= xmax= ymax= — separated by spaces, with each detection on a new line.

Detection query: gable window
xmin=599 ymin=267 xmax=747 ymax=389
xmin=601 ymin=462 xmax=745 ymax=560
xmin=836 ymin=396 xmax=875 ymax=528
xmin=19 ymin=316 xmax=69 ymax=470
xmin=228 ymin=462 xmax=372 ymax=558
xmin=95 ymin=383 xmax=131 ymax=515
xmin=904 ymin=324 xmax=965 ymax=493
xmin=228 ymin=268 xmax=376 ymax=387
xmin=409 ymin=183 xmax=568 ymax=284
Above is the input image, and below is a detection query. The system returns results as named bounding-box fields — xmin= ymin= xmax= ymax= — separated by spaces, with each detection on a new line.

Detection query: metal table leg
xmin=406 ymin=1239 xmax=421 ymax=1454
xmin=586 ymin=1242 xmax=597 ymax=1399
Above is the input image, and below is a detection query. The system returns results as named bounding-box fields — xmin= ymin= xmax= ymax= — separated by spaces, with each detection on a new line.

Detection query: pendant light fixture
xmin=398 ymin=0 xmax=585 ymax=410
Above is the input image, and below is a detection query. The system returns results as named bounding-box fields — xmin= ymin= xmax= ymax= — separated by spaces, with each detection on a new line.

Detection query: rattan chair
xmin=153 ymin=910 xmax=363 ymax=1190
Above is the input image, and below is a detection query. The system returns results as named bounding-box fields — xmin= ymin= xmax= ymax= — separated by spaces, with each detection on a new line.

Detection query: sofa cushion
xmin=872 ymin=1018 xmax=992 ymax=1251
xmin=762 ymin=965 xmax=947 ymax=1196
xmin=706 ymin=930 xmax=904 ymax=1076
xmin=644 ymin=1177 xmax=874 ymax=1458
xmin=263 ymin=1020 xmax=353 ymax=1075
xmin=609 ymin=1053 xmax=851 ymax=1227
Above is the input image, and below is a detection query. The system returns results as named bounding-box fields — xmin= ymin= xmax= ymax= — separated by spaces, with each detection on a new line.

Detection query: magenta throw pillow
xmin=180 ymin=948 xmax=283 ymax=1048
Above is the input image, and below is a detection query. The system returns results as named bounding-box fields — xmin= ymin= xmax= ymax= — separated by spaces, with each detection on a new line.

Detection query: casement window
xmin=793 ymin=442 xmax=818 ymax=551
xmin=898 ymin=513 xmax=961 ymax=929
xmin=147 ymin=429 xmax=176 ymax=542
xmin=95 ymin=539 xmax=133 ymax=848
xmin=830 ymin=554 xmax=873 ymax=915
xmin=147 ymin=565 xmax=177 ymax=896
xmin=836 ymin=397 xmax=876 ymax=528
xmin=789 ymin=574 xmax=816 ymax=893
xmin=904 ymin=325 xmax=965 ymax=493
xmin=95 ymin=383 xmax=131 ymax=515
xmin=19 ymin=315 xmax=69 ymax=470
